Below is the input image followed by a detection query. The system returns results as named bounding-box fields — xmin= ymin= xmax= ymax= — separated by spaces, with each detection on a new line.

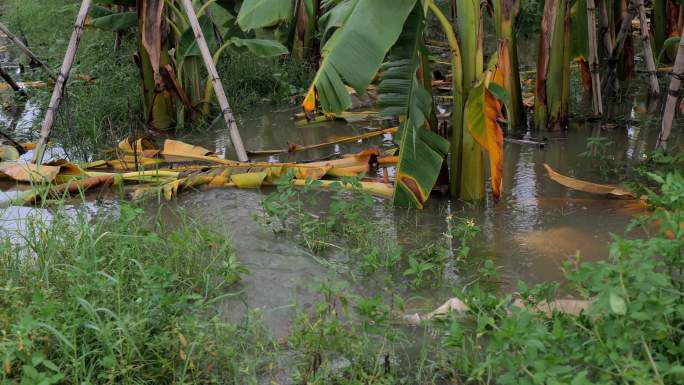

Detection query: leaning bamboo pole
xmin=0 ymin=66 xmax=24 ymax=94
xmin=657 ymin=26 xmax=684 ymax=149
xmin=587 ymin=0 xmax=603 ymax=116
xmin=32 ymin=0 xmax=91 ymax=164
xmin=180 ymin=0 xmax=248 ymax=162
xmin=636 ymin=0 xmax=661 ymax=96
xmin=0 ymin=22 xmax=57 ymax=81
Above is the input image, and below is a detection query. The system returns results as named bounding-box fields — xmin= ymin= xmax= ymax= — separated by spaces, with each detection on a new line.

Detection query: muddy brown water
xmin=2 ymin=31 xmax=684 ymax=337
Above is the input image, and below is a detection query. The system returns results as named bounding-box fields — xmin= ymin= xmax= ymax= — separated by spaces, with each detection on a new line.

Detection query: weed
xmin=580 ymin=135 xmax=619 ymax=178
xmin=0 ymin=203 xmax=280 ymax=385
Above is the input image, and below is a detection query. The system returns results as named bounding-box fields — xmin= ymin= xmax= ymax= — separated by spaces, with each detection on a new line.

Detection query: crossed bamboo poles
xmin=19 ymin=0 xmax=249 ymax=165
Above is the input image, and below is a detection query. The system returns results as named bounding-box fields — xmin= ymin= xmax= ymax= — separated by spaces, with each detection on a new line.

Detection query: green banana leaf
xmin=317 ymin=0 xmax=358 ymax=44
xmin=237 ymin=0 xmax=293 ymax=30
xmin=377 ymin=6 xmax=449 ymax=208
xmin=177 ymin=15 xmax=217 ymax=58
xmin=302 ymin=0 xmax=416 ymax=114
xmin=230 ymin=37 xmax=289 ymax=56
xmin=88 ymin=11 xmax=137 ymax=32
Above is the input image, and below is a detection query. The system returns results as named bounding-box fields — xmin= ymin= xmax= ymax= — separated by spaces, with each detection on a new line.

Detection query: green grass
xmin=0 ymin=203 xmax=279 ymax=385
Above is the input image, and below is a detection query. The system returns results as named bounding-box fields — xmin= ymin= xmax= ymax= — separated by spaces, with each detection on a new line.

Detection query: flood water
xmin=1 ymin=32 xmax=683 ymax=337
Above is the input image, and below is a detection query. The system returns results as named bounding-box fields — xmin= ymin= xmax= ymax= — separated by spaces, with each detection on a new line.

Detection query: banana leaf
xmin=229 ymin=37 xmax=288 ymax=56
xmin=378 ymin=6 xmax=449 ymax=208
xmin=237 ymin=0 xmax=293 ymax=30
xmin=464 ymin=80 xmax=506 ymax=199
xmin=302 ymin=0 xmax=417 ymax=114
xmin=88 ymin=11 xmax=137 ymax=32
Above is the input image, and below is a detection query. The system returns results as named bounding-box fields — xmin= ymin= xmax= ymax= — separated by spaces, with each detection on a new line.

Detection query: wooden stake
xmin=0 ymin=22 xmax=57 ymax=81
xmin=636 ymin=0 xmax=661 ymax=96
xmin=180 ymin=0 xmax=248 ymax=162
xmin=587 ymin=0 xmax=603 ymax=116
xmin=32 ymin=0 xmax=91 ymax=164
xmin=657 ymin=26 xmax=684 ymax=149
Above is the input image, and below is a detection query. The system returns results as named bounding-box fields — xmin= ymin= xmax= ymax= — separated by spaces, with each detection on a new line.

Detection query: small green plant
xmin=580 ymin=135 xmax=619 ymax=178
xmin=448 ymin=215 xmax=481 ymax=260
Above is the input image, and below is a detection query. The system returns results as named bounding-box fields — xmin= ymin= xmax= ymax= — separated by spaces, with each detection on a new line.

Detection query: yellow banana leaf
xmin=465 ymin=80 xmax=506 ymax=199
xmin=0 ymin=162 xmax=61 ymax=183
xmin=118 ymin=137 xmax=159 ymax=157
xmin=162 ymin=139 xmax=216 ymax=157
xmin=543 ymin=164 xmax=635 ymax=198
xmin=231 ymin=172 xmax=268 ymax=188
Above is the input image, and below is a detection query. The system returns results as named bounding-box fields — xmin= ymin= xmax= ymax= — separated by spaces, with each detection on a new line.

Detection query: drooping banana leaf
xmin=229 ymin=37 xmax=288 ymax=56
xmin=464 ymin=80 xmax=506 ymax=200
xmin=302 ymin=0 xmax=417 ymax=114
xmin=237 ymin=0 xmax=293 ymax=30
xmin=377 ymin=6 xmax=449 ymax=208
xmin=88 ymin=11 xmax=138 ymax=32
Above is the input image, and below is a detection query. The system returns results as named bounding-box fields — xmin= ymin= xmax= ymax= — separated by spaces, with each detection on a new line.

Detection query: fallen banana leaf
xmin=295 ymin=111 xmax=379 ymax=127
xmin=291 ymin=179 xmax=393 ymax=198
xmin=162 ymin=139 xmax=216 ymax=157
xmin=3 ymin=175 xmax=116 ymax=207
xmin=0 ymin=162 xmax=61 ymax=183
xmin=247 ymin=127 xmax=397 ymax=156
xmin=544 ymin=164 xmax=635 ymax=198
xmin=0 ymin=81 xmax=46 ymax=91
xmin=231 ymin=172 xmax=268 ymax=188
xmin=117 ymin=137 xmax=160 ymax=157
xmin=403 ymin=296 xmax=592 ymax=325
xmin=21 ymin=142 xmax=37 ymax=151
xmin=0 ymin=145 xmax=19 ymax=161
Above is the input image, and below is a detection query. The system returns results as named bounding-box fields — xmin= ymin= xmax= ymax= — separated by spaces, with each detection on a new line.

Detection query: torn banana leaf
xmin=544 ymin=164 xmax=635 ymax=198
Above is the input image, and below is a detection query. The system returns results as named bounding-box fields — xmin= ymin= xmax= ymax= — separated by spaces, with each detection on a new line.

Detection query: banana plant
xmin=492 ymin=0 xmax=524 ymax=128
xmin=535 ymin=0 xmax=572 ymax=130
xmin=88 ymin=0 xmax=288 ymax=130
xmin=302 ymin=0 xmax=511 ymax=206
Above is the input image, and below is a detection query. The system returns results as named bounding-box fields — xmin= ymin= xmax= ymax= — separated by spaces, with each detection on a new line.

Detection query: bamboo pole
xmin=0 ymin=22 xmax=57 ymax=81
xmin=656 ymin=26 xmax=684 ymax=149
xmin=636 ymin=0 xmax=660 ymax=96
xmin=180 ymin=0 xmax=248 ymax=162
xmin=587 ymin=0 xmax=603 ymax=116
xmin=32 ymin=0 xmax=91 ymax=164
xmin=0 ymin=66 xmax=25 ymax=95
